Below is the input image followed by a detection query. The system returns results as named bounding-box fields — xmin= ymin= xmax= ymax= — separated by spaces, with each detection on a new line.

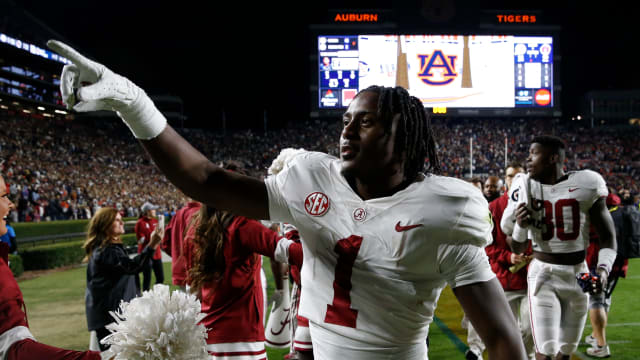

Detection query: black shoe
xmin=465 ymin=349 xmax=479 ymax=360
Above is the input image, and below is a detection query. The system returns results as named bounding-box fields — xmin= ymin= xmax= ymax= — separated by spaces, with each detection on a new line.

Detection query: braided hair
xmin=356 ymin=86 xmax=441 ymax=181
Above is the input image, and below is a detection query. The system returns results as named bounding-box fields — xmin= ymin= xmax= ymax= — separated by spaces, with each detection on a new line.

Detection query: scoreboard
xmin=317 ymin=34 xmax=555 ymax=111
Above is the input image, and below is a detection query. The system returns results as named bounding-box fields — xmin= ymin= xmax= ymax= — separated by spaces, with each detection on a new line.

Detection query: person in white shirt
xmin=501 ymin=135 xmax=616 ymax=360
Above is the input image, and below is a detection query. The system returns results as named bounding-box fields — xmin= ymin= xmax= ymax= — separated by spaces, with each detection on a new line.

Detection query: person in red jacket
xmin=0 ymin=175 xmax=101 ymax=360
xmin=134 ymin=202 xmax=164 ymax=291
xmin=161 ymin=200 xmax=201 ymax=290
xmin=183 ymin=162 xmax=302 ymax=360
xmin=483 ymin=163 xmax=535 ymax=360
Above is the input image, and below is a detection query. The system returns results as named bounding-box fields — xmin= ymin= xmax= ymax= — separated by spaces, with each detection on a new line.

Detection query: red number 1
xmin=324 ymin=235 xmax=363 ymax=328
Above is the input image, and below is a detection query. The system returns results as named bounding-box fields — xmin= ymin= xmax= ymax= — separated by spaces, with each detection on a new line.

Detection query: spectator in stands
xmin=83 ymin=207 xmax=162 ymax=351
xmin=134 ymin=202 xmax=164 ymax=292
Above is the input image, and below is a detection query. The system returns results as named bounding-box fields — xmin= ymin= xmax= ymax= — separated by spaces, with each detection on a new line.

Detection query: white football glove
xmin=270 ymin=289 xmax=284 ymax=310
xmin=46 ymin=40 xmax=166 ymax=140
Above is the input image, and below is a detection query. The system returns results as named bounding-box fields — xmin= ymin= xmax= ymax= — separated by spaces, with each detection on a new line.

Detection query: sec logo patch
xmin=305 ymin=192 xmax=330 ymax=216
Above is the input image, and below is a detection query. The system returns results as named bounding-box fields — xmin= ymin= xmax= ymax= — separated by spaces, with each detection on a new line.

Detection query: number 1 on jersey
xmin=324 ymin=235 xmax=363 ymax=328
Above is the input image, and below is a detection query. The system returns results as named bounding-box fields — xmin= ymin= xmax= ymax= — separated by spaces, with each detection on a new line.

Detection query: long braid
xmin=357 ymin=86 xmax=441 ymax=181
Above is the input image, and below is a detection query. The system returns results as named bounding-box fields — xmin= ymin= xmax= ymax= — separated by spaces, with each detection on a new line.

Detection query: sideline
xmin=432 ymin=316 xmax=468 ymax=354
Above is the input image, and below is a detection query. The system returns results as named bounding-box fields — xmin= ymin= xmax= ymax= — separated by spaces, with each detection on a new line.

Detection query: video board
xmin=317 ymin=34 xmax=553 ymax=110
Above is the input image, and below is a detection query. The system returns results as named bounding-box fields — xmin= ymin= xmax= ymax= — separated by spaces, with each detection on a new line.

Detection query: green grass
xmin=17 ymin=258 xmax=640 ymax=359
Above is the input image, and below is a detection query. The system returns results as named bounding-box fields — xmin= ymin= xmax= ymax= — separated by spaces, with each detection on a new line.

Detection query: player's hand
xmin=150 ymin=228 xmax=164 ymax=249
xmin=46 ymin=40 xmax=166 ymax=139
xmin=515 ymin=203 xmax=531 ymax=227
xmin=270 ymin=289 xmax=284 ymax=309
xmin=510 ymin=253 xmax=527 ymax=265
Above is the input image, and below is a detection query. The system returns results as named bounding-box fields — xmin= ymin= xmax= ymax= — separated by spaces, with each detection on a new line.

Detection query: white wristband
xmin=273 ymin=238 xmax=294 ymax=264
xmin=597 ymin=247 xmax=617 ymax=275
xmin=512 ymin=224 xmax=528 ymax=243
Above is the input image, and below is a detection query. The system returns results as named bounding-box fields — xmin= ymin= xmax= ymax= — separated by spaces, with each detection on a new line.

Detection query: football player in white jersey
xmin=501 ymin=135 xmax=617 ymax=360
xmin=46 ymin=40 xmax=527 ymax=360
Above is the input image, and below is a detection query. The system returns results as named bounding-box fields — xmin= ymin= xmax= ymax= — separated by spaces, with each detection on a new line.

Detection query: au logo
xmin=417 ymin=50 xmax=458 ymax=86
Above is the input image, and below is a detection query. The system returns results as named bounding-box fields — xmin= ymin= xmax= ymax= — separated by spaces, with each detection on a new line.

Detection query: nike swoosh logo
xmin=569 ymin=188 xmax=579 ymax=192
xmin=395 ymin=221 xmax=423 ymax=232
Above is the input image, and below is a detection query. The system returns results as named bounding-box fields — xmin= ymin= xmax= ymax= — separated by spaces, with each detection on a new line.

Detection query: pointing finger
xmin=47 ymin=40 xmax=91 ymax=67
xmin=47 ymin=39 xmax=104 ymax=81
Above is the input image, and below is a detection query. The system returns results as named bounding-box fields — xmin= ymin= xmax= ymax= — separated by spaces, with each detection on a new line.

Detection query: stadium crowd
xmin=1 ymin=112 xmax=639 ymax=223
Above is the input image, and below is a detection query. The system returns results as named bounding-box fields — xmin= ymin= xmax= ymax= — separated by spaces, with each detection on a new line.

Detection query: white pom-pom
xmin=101 ymin=284 xmax=209 ymax=360
xmin=268 ymin=148 xmax=306 ymax=175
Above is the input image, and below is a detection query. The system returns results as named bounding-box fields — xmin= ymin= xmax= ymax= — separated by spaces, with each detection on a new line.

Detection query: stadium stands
xmin=2 ymin=107 xmax=639 ymax=223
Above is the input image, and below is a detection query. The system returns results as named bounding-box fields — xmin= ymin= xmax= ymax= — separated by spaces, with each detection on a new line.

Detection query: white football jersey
xmin=265 ymin=151 xmax=494 ymax=352
xmin=501 ymin=170 xmax=607 ymax=253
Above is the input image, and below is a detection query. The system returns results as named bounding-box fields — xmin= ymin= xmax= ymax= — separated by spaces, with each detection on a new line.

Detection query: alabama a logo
xmin=304 ymin=192 xmax=330 ymax=217
xmin=417 ymin=50 xmax=458 ymax=85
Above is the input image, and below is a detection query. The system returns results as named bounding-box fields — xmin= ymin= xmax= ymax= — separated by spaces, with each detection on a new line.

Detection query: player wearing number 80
xmin=500 ymin=135 xmax=617 ymax=360
xmin=45 ymin=39 xmax=526 ymax=360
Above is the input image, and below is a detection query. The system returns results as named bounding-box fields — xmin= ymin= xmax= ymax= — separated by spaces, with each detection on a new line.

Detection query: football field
xmin=18 ymin=258 xmax=640 ymax=359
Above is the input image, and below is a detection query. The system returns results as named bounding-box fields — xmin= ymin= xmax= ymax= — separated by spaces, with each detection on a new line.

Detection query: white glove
xmin=270 ymin=289 xmax=284 ymax=309
xmin=46 ymin=40 xmax=167 ymax=140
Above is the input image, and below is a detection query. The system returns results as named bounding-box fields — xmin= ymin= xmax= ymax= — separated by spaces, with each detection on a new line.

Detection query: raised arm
xmin=453 ymin=279 xmax=527 ymax=359
xmin=46 ymin=40 xmax=269 ymax=220
xmin=141 ymin=127 xmax=269 ymax=219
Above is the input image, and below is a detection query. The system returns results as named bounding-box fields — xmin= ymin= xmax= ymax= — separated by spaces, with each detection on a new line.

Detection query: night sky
xmin=12 ymin=1 xmax=639 ymax=129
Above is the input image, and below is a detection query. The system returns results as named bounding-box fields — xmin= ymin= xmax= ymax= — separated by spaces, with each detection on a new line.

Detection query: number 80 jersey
xmin=265 ymin=151 xmax=495 ymax=351
xmin=502 ymin=170 xmax=608 ymax=253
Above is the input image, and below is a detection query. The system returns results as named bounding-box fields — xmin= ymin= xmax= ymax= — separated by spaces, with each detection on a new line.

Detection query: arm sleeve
xmin=589 ymin=171 xmax=609 ymax=205
xmin=440 ymin=243 xmax=495 ymax=288
xmin=264 ymin=151 xmax=318 ymax=224
xmin=485 ymin=242 xmax=513 ymax=266
xmin=100 ymin=246 xmax=154 ymax=275
xmin=264 ymin=173 xmax=294 ymax=224
xmin=440 ymin=190 xmax=495 ymax=287
xmin=161 ymin=215 xmax=177 ymax=255
xmin=236 ymin=220 xmax=283 ymax=258
xmin=501 ymin=174 xmax=527 ymax=236
xmin=448 ymin=191 xmax=493 ymax=248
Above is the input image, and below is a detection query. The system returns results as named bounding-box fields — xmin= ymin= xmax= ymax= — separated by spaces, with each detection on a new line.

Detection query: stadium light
xmin=23 ymin=109 xmax=31 ymax=114
xmin=54 ymin=109 xmax=67 ymax=115
xmin=37 ymin=106 xmax=45 ymax=111
xmin=0 ymin=105 xmax=7 ymax=109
